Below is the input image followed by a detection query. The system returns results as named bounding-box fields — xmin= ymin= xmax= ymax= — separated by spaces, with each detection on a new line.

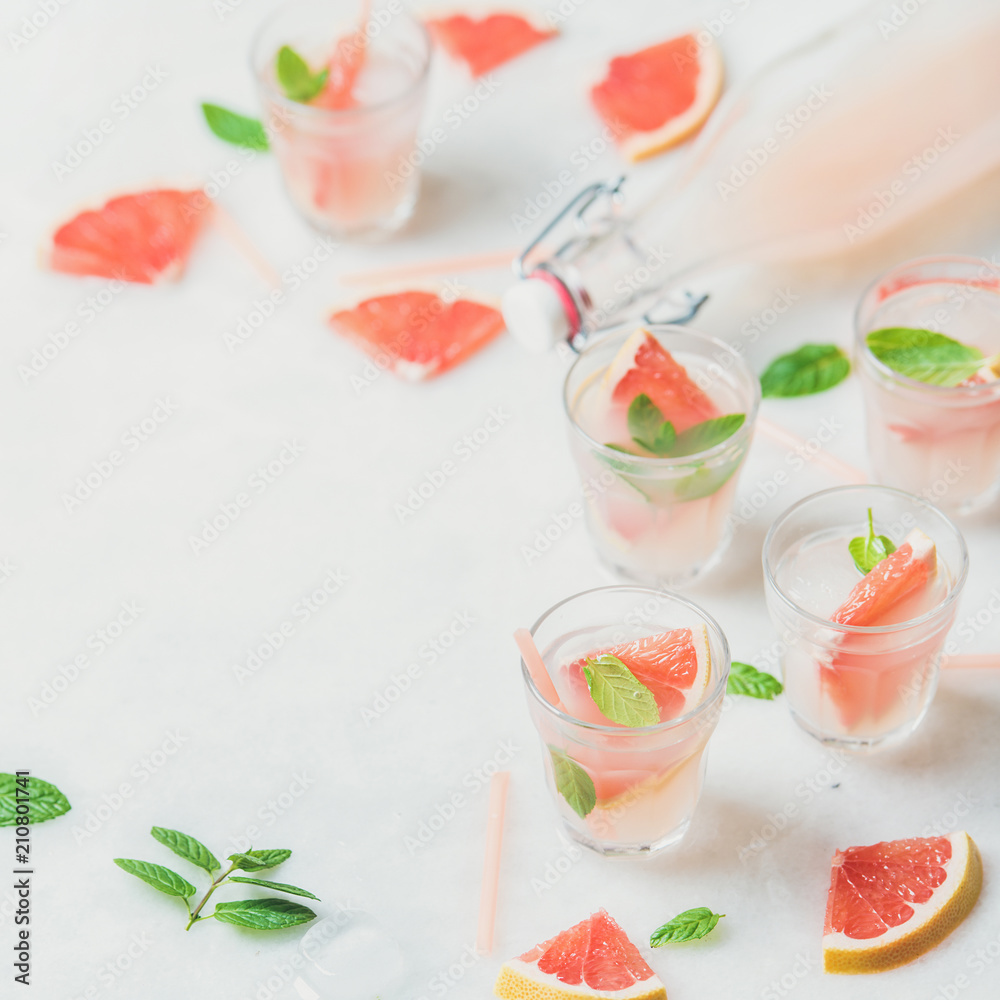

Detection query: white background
xmin=2 ymin=0 xmax=999 ymax=998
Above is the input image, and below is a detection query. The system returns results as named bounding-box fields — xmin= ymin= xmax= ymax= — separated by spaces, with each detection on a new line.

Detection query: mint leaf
xmin=0 ymin=774 xmax=71 ymax=826
xmin=760 ymin=344 xmax=850 ymax=397
xmin=201 ymin=103 xmax=269 ymax=150
xmin=671 ymin=462 xmax=738 ymax=502
xmin=582 ymin=654 xmax=659 ymax=727
xmin=229 ymin=877 xmax=320 ymax=901
xmin=228 ymin=849 xmax=292 ymax=872
xmin=866 ymin=327 xmax=984 ymax=387
xmin=650 ymin=907 xmax=724 ymax=946
xmin=213 ymin=898 xmax=317 ymax=929
xmin=849 ymin=507 xmax=896 ymax=574
xmin=150 ymin=827 xmax=220 ymax=873
xmin=727 ymin=662 xmax=783 ymax=700
xmin=114 ymin=859 xmax=197 ymax=898
xmin=669 ymin=414 xmax=745 ymax=457
xmin=627 ymin=394 xmax=675 ymax=455
xmin=276 ymin=45 xmax=329 ymax=102
xmin=549 ymin=748 xmax=596 ymax=818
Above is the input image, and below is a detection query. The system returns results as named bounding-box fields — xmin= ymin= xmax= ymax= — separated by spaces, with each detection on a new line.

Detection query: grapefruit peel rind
xmin=494 ymin=960 xmax=666 ymax=1000
xmin=823 ymin=832 xmax=983 ymax=974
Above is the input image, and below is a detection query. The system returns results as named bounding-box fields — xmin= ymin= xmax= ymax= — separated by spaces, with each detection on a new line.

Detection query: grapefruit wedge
xmin=495 ymin=909 xmax=666 ymax=1000
xmin=591 ymin=35 xmax=723 ymax=161
xmin=427 ymin=12 xmax=557 ymax=77
xmin=603 ymin=328 xmax=720 ymax=433
xmin=49 ymin=189 xmax=209 ymax=284
xmin=562 ymin=625 xmax=712 ymax=727
xmin=329 ymin=289 xmax=505 ymax=379
xmin=821 ymin=528 xmax=939 ymax=729
xmin=824 ymin=832 xmax=982 ymax=974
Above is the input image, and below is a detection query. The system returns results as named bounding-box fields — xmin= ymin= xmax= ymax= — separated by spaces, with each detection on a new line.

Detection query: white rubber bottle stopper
xmin=502 ymin=278 xmax=571 ymax=353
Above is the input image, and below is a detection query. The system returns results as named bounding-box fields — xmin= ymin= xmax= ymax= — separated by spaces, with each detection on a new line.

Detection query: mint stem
xmin=186 ymin=863 xmax=237 ymax=930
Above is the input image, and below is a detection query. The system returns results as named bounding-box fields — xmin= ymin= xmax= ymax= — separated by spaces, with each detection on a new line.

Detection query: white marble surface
xmin=3 ymin=0 xmax=1000 ymax=998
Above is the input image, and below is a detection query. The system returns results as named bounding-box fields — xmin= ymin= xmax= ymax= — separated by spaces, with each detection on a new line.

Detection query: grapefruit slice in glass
xmin=823 ymin=832 xmax=982 ymax=973
xmin=821 ymin=528 xmax=939 ymax=729
xmin=426 ymin=12 xmax=557 ymax=77
xmin=495 ymin=909 xmax=666 ymax=1000
xmin=329 ymin=289 xmax=505 ymax=379
xmin=602 ymin=329 xmax=721 ymax=434
xmin=590 ymin=34 xmax=723 ymax=162
xmin=49 ymin=189 xmax=209 ymax=284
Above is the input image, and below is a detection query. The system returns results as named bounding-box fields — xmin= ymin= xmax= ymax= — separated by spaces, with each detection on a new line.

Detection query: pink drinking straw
xmin=756 ymin=417 xmax=868 ymax=484
xmin=476 ymin=771 xmax=510 ymax=956
xmin=943 ymin=654 xmax=1000 ymax=669
xmin=514 ymin=628 xmax=563 ymax=707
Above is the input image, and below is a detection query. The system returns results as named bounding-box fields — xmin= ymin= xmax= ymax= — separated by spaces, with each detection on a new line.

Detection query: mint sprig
xmin=612 ymin=394 xmax=745 ymax=458
xmin=0 ymin=774 xmax=71 ymax=826
xmin=201 ymin=103 xmax=269 ymax=150
xmin=549 ymin=747 xmax=596 ymax=819
xmin=582 ymin=654 xmax=659 ymax=727
xmin=760 ymin=343 xmax=850 ymax=397
xmin=650 ymin=907 xmax=724 ymax=946
xmin=276 ymin=45 xmax=329 ymax=102
xmin=866 ymin=327 xmax=993 ymax=387
xmin=849 ymin=507 xmax=896 ymax=574
xmin=670 ymin=414 xmax=745 ymax=457
xmin=727 ymin=662 xmax=783 ymax=700
xmin=115 ymin=827 xmax=318 ymax=931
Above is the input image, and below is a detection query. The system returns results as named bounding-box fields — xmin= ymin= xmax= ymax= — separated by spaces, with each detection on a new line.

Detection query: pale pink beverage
xmin=564 ymin=325 xmax=759 ymax=586
xmin=764 ymin=487 xmax=967 ymax=751
xmin=253 ymin=0 xmax=430 ymax=238
xmin=856 ymin=256 xmax=1000 ymax=513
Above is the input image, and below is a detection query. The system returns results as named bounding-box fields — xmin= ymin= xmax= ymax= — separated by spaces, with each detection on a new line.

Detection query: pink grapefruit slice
xmin=821 ymin=528 xmax=938 ymax=729
xmin=495 ymin=909 xmax=666 ymax=1000
xmin=824 ymin=832 xmax=982 ymax=974
xmin=603 ymin=328 xmax=720 ymax=433
xmin=427 ymin=12 xmax=557 ymax=77
xmin=329 ymin=289 xmax=505 ymax=379
xmin=590 ymin=35 xmax=723 ymax=162
xmin=49 ymin=189 xmax=209 ymax=284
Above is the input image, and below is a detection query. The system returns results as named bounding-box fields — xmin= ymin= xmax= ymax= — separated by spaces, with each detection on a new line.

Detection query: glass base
xmin=594 ymin=524 xmax=731 ymax=589
xmin=789 ymin=704 xmax=930 ymax=754
xmin=560 ymin=817 xmax=692 ymax=857
xmin=286 ymin=177 xmax=420 ymax=243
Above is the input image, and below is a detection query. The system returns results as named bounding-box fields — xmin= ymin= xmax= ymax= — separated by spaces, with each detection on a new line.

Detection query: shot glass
xmin=563 ymin=324 xmax=760 ymax=586
xmin=763 ymin=486 xmax=967 ymax=752
xmin=855 ymin=255 xmax=1000 ymax=513
xmin=521 ymin=586 xmax=730 ymax=856
xmin=252 ymin=0 xmax=431 ymax=238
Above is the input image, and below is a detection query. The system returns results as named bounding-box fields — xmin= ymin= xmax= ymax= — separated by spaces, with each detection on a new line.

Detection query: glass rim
xmin=249 ymin=0 xmax=433 ymax=120
xmin=562 ymin=323 xmax=761 ymax=465
xmin=762 ymin=484 xmax=969 ymax=634
xmin=521 ymin=584 xmax=731 ymax=734
xmin=854 ymin=253 xmax=1000 ymax=396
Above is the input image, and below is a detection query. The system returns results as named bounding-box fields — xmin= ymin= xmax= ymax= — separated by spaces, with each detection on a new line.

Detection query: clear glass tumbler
xmin=563 ymin=324 xmax=760 ymax=586
xmin=252 ymin=0 xmax=431 ymax=238
xmin=855 ymin=255 xmax=1000 ymax=513
xmin=763 ymin=485 xmax=967 ymax=752
xmin=522 ymin=586 xmax=730 ymax=856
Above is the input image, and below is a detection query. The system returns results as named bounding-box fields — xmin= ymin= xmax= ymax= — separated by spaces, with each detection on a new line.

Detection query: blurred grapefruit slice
xmin=561 ymin=625 xmax=712 ymax=726
xmin=495 ymin=909 xmax=666 ymax=1000
xmin=591 ymin=34 xmax=723 ymax=162
xmin=329 ymin=289 xmax=504 ymax=379
xmin=824 ymin=832 xmax=982 ymax=974
xmin=603 ymin=328 xmax=720 ymax=433
xmin=49 ymin=189 xmax=209 ymax=284
xmin=427 ymin=12 xmax=556 ymax=76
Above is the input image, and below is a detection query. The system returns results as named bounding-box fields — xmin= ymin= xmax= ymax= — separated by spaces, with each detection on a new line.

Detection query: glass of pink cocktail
xmin=252 ymin=0 xmax=430 ymax=238
xmin=763 ymin=486 xmax=967 ymax=752
xmin=856 ymin=255 xmax=1000 ymax=513
xmin=563 ymin=324 xmax=759 ymax=586
xmin=522 ymin=586 xmax=730 ymax=856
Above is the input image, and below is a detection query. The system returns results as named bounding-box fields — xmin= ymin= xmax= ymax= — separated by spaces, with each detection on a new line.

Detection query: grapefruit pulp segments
xmin=821 ymin=528 xmax=939 ymax=730
xmin=823 ymin=831 xmax=982 ymax=974
xmin=591 ymin=34 xmax=723 ymax=162
xmin=426 ymin=13 xmax=556 ymax=77
xmin=494 ymin=909 xmax=666 ymax=1000
xmin=561 ymin=625 xmax=712 ymax=727
xmin=328 ymin=290 xmax=504 ymax=379
xmin=603 ymin=329 xmax=721 ymax=435
xmin=49 ymin=189 xmax=209 ymax=284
